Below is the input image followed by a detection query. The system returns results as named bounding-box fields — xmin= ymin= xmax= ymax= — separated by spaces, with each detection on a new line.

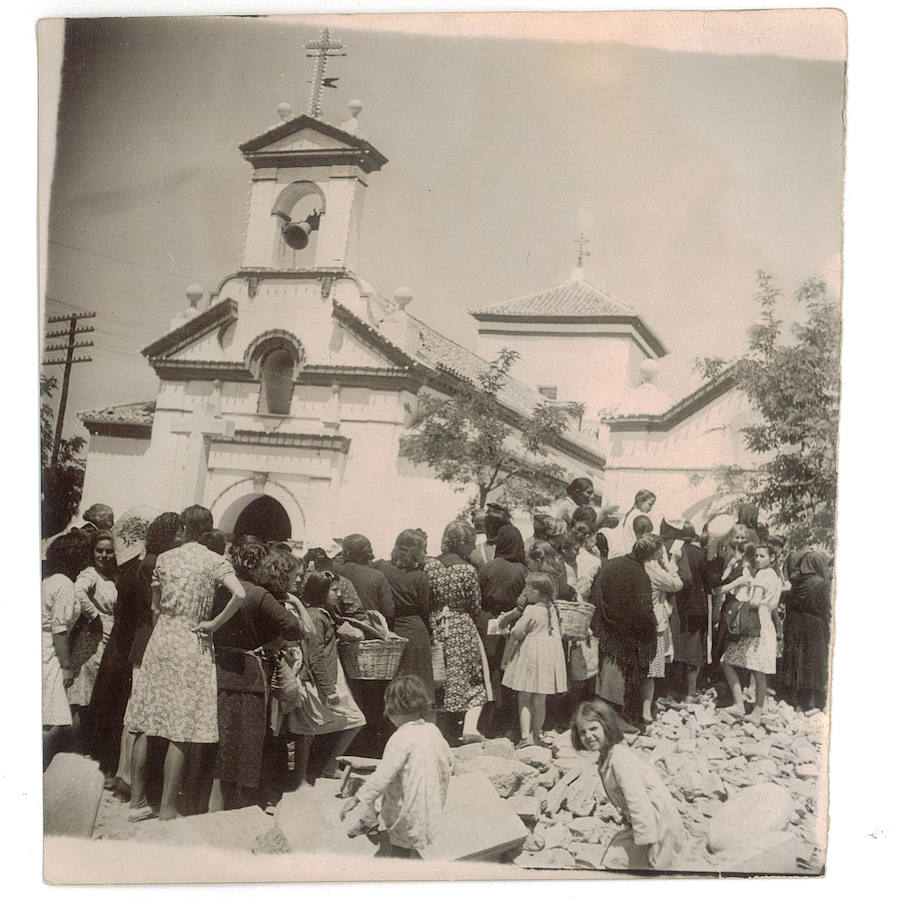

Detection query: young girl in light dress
xmin=720 ymin=543 xmax=782 ymax=724
xmin=572 ymin=699 xmax=686 ymax=870
xmin=500 ymin=571 xmax=567 ymax=748
xmin=341 ymin=675 xmax=453 ymax=858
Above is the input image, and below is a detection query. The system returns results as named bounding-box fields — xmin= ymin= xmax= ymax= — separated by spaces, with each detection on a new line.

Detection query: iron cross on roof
xmin=574 ymin=233 xmax=591 ymax=268
xmin=305 ymin=28 xmax=347 ymax=119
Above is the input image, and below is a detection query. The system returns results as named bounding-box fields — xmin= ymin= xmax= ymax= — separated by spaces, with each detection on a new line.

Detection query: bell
xmin=282 ymin=220 xmax=312 ymax=250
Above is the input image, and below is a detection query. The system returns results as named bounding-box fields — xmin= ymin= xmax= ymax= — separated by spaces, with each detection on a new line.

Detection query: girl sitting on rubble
xmin=500 ymin=571 xmax=568 ymax=748
xmin=341 ymin=675 xmax=453 ymax=858
xmin=572 ymin=699 xmax=686 ymax=870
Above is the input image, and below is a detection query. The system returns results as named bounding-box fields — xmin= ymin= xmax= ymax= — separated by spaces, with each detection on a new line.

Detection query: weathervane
xmin=305 ymin=28 xmax=346 ymax=119
xmin=575 ymin=232 xmax=591 ymax=268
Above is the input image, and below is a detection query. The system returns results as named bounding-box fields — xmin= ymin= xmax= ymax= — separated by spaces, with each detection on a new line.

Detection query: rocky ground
xmin=90 ymin=688 xmax=827 ymax=874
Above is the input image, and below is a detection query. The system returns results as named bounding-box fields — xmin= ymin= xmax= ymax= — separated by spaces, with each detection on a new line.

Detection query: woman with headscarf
xmin=375 ymin=530 xmax=435 ymax=703
xmin=779 ymin=551 xmax=831 ymax=711
xmin=670 ymin=523 xmax=710 ymax=703
xmin=86 ymin=506 xmax=160 ymax=791
xmin=337 ymin=534 xmax=395 ymax=625
xmin=425 ymin=520 xmax=492 ymax=743
xmin=210 ymin=537 xmax=301 ymax=810
xmin=595 ymin=535 xmax=659 ymax=730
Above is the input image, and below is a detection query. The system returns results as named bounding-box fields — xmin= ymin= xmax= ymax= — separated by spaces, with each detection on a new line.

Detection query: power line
xmin=48 ymin=238 xmax=207 ymax=280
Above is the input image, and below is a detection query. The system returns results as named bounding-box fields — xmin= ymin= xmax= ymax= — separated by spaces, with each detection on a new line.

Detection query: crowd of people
xmin=40 ymin=479 xmax=832 ymax=863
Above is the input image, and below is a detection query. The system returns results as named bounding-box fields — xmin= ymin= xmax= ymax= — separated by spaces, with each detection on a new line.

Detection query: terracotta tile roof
xmin=79 ymin=401 xmax=156 ymax=432
xmin=471 ymin=276 xmax=638 ymax=319
xmin=471 ymin=275 xmax=667 ymax=357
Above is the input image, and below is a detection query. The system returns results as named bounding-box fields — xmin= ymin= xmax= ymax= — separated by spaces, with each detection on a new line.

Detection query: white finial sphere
xmin=185 ymin=284 xmax=204 ymax=307
xmin=348 ymin=99 xmax=363 ymax=116
xmin=638 ymin=358 xmax=660 ymax=384
xmin=277 ymin=102 xmax=293 ymax=121
xmin=393 ymin=287 xmax=413 ymax=309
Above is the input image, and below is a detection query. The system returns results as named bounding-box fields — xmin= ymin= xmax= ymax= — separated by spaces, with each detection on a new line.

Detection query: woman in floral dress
xmin=425 ymin=521 xmax=492 ymax=743
xmin=127 ymin=505 xmax=246 ymax=821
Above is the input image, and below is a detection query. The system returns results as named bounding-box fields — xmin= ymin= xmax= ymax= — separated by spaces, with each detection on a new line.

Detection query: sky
xmin=40 ymin=10 xmax=845 ymax=439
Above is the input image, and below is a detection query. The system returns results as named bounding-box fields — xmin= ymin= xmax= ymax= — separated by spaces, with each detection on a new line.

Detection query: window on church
xmin=258 ymin=347 xmax=295 ymax=415
xmin=538 ymin=385 xmax=558 ymax=400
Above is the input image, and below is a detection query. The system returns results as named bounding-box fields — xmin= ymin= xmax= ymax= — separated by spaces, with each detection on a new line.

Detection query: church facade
xmin=77 ymin=107 xmax=607 ymax=554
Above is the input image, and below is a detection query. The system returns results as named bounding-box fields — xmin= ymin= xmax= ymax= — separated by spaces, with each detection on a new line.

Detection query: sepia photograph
xmin=35 ymin=7 xmax=846 ymax=883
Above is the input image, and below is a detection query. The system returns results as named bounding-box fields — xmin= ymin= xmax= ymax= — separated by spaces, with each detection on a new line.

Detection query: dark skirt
xmin=596 ymin=627 xmax=654 ymax=723
xmin=393 ymin=615 xmax=434 ymax=703
xmin=778 ymin=611 xmax=830 ymax=693
xmin=86 ymin=627 xmax=134 ymax=774
xmin=670 ymin=603 xmax=707 ymax=668
xmin=214 ymin=690 xmax=267 ymax=789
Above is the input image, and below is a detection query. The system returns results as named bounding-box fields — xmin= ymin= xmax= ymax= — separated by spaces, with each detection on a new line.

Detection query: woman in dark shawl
xmin=779 ymin=551 xmax=831 ymax=711
xmin=595 ymin=535 xmax=659 ymax=730
xmin=477 ymin=524 xmax=527 ymax=736
xmin=375 ymin=530 xmax=435 ymax=703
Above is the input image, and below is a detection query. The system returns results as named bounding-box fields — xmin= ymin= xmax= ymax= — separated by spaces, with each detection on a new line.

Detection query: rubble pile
xmin=453 ymin=691 xmax=827 ymax=872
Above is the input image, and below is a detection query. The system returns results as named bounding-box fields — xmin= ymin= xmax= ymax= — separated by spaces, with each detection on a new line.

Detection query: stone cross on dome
xmin=574 ymin=232 xmax=591 ymax=269
xmin=304 ymin=28 xmax=346 ymax=119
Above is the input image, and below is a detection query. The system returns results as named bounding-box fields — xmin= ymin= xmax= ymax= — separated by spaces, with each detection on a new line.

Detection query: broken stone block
xmin=43 ymin=753 xmax=105 ymax=838
xmin=481 ymin=737 xmax=517 ymax=760
xmin=792 ymin=742 xmax=819 ymax=765
xmin=693 ymin=705 xmax=717 ymax=727
xmin=513 ymin=848 xmax=576 ymax=869
xmin=420 ymin=772 xmax=529 ymax=862
xmin=454 ymin=755 xmax=539 ymax=799
xmin=505 ymin=795 xmax=541 ymax=825
xmin=659 ymin=709 xmax=682 ymax=727
xmin=567 ymin=817 xmax=604 ymax=843
xmin=516 ymin=744 xmax=554 ymax=770
xmin=534 ymin=822 xmax=570 ymax=849
xmin=251 ymin=824 xmax=291 ymax=855
xmin=452 ymin=741 xmax=489 ymax=762
xmin=554 ymin=755 xmax=593 ymax=776
xmin=707 ymin=783 xmax=794 ymax=853
xmin=795 ymin=764 xmax=819 ymax=779
xmin=564 ymin=766 xmax=604 ymax=816
xmin=536 ymin=767 xmax=559 ymax=789
xmin=544 ymin=766 xmax=584 ymax=815
xmin=523 ymin=831 xmax=545 ymax=851
xmin=134 ymin=805 xmax=272 ymax=852
xmin=570 ymin=842 xmax=611 ymax=869
xmin=676 ymin=737 xmax=696 ymax=754
xmin=710 ymin=831 xmax=799 ymax=874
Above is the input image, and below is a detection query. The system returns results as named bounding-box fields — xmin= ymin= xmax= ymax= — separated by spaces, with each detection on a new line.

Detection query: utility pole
xmin=42 ymin=311 xmax=95 ymax=469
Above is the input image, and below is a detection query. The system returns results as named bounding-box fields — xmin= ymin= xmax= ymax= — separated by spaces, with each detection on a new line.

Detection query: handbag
xmin=722 ymin=601 xmax=761 ymax=638
xmin=69 ymin=614 xmax=103 ymax=669
xmin=570 ymin=633 xmax=599 ymax=681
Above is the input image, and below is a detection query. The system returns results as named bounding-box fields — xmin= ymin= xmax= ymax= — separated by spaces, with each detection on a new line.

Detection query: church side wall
xmin=603 ymin=389 xmax=762 ymax=525
xmin=79 ymin=434 xmax=153 ymax=520
xmin=476 ymin=330 xmax=634 ymax=415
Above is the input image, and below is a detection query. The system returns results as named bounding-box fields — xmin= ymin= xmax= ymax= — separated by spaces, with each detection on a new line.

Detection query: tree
xmin=402 ymin=348 xmax=582 ymax=510
xmin=694 ymin=271 xmax=840 ymax=549
xmin=41 ymin=374 xmax=86 ymax=537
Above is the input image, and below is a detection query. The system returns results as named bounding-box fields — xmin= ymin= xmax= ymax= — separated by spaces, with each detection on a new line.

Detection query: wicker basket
xmin=555 ymin=600 xmax=594 ymax=640
xmin=339 ymin=635 xmax=409 ymax=680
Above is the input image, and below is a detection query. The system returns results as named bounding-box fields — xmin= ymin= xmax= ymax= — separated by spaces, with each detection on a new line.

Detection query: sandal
xmin=458 ymin=733 xmax=484 ymax=745
xmin=515 ymin=738 xmax=535 ymax=750
xmin=127 ymin=805 xmax=155 ymax=823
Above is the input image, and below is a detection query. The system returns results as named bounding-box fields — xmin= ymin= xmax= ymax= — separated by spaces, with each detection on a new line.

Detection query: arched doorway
xmin=233 ymin=495 xmax=292 ymax=542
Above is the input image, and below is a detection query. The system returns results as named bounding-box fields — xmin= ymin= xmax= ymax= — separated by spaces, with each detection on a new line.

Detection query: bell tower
xmin=237 ymin=29 xmax=387 ymax=274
